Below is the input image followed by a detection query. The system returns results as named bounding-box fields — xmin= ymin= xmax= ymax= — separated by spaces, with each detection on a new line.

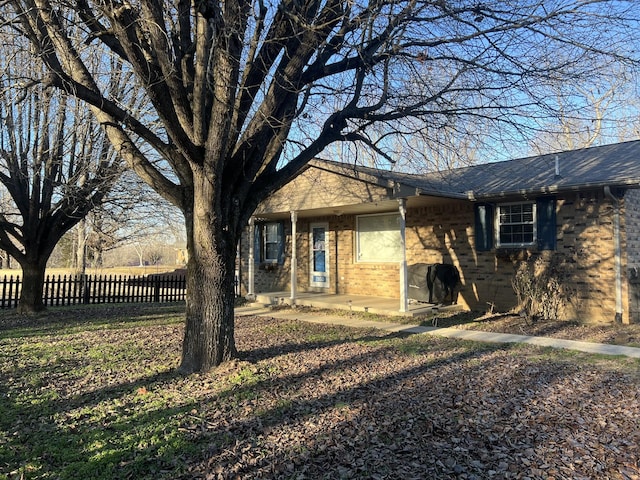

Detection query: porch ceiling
xmin=253 ymin=194 xmax=458 ymax=220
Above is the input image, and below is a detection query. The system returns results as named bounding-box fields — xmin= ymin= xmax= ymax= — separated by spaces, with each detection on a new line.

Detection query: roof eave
xmin=416 ymin=189 xmax=471 ymax=200
xmin=470 ymin=180 xmax=640 ymax=201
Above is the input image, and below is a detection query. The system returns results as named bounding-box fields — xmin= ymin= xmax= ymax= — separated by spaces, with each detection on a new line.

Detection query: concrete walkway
xmin=236 ymin=306 xmax=640 ymax=359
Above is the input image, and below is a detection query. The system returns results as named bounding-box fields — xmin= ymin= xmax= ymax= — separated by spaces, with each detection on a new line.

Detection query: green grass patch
xmin=0 ymin=303 xmax=185 ymax=340
xmin=0 ymin=305 xmax=192 ymax=480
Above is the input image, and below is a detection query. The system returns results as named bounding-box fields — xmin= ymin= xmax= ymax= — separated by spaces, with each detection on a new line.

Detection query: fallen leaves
xmin=1 ymin=309 xmax=639 ymax=480
xmin=179 ymin=316 xmax=640 ymax=479
xmin=449 ymin=312 xmax=640 ymax=347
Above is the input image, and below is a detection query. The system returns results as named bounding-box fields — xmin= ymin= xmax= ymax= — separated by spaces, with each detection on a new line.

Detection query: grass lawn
xmin=1 ymin=304 xmax=639 ymax=479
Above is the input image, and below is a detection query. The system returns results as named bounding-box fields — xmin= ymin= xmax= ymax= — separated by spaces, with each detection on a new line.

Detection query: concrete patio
xmin=248 ymin=291 xmax=463 ymax=318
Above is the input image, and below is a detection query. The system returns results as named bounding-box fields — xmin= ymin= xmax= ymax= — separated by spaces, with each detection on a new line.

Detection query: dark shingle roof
xmin=315 ymin=139 xmax=640 ymax=200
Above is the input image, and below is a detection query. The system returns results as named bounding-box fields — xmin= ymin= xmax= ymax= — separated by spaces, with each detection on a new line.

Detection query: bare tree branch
xmin=7 ymin=0 xmax=639 ymax=369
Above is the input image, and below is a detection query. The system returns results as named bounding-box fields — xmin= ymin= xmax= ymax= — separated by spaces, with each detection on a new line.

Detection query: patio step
xmin=253 ymin=293 xmax=293 ymax=307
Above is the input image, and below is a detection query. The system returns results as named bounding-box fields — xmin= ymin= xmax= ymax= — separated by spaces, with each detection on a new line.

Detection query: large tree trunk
xmin=178 ymin=174 xmax=238 ymax=374
xmin=18 ymin=260 xmax=47 ymax=313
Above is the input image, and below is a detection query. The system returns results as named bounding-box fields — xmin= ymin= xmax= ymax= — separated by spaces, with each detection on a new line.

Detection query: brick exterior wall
xmin=239 ymin=166 xmax=637 ymax=323
xmin=556 ymin=191 xmax=621 ymax=322
xmin=239 ymin=215 xmax=402 ymax=299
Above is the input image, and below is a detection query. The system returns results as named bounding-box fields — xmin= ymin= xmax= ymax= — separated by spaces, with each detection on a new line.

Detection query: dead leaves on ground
xmin=449 ymin=313 xmax=640 ymax=347
xmin=2 ymin=313 xmax=639 ymax=480
xmin=183 ymin=317 xmax=640 ymax=480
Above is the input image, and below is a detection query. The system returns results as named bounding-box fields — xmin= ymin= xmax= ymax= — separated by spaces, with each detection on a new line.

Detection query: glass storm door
xmin=310 ymin=223 xmax=330 ymax=288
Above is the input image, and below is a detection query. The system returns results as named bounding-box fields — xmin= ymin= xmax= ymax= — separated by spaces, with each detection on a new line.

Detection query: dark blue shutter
xmin=277 ymin=222 xmax=285 ymax=265
xmin=537 ymin=196 xmax=556 ymax=250
xmin=474 ymin=203 xmax=494 ymax=251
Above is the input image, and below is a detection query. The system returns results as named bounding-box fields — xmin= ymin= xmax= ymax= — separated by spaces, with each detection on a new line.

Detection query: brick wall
xmin=240 ymin=189 xmax=633 ymax=323
xmin=405 ymin=191 xmax=626 ymax=322
xmin=556 ymin=191 xmax=618 ymax=322
xmin=238 ymin=221 xmax=292 ymax=294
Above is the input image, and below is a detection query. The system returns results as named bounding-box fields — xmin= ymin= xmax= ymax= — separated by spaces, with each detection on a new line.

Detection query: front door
xmin=310 ymin=223 xmax=330 ymax=289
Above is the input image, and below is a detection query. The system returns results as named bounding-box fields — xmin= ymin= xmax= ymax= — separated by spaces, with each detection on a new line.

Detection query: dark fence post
xmin=83 ymin=274 xmax=91 ymax=304
xmin=170 ymin=275 xmax=177 ymax=302
xmin=153 ymin=276 xmax=160 ymax=302
xmin=1 ymin=275 xmax=7 ymax=309
xmin=15 ymin=275 xmax=20 ymax=309
xmin=9 ymin=275 xmax=17 ymax=309
xmin=61 ymin=275 xmax=68 ymax=306
xmin=55 ymin=275 xmax=62 ymax=306
xmin=43 ymin=274 xmax=49 ymax=307
xmin=72 ymin=274 xmax=80 ymax=305
xmin=115 ymin=275 xmax=122 ymax=302
xmin=124 ymin=275 xmax=132 ymax=303
xmin=106 ymin=275 xmax=113 ymax=303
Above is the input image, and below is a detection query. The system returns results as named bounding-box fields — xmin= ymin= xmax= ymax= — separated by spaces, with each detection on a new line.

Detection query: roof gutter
xmin=604 ymin=186 xmax=623 ymax=323
xmin=468 ymin=180 xmax=640 ymax=201
xmin=416 ymin=188 xmax=471 ymax=200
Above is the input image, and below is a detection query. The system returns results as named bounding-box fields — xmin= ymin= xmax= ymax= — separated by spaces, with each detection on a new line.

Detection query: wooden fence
xmin=0 ymin=273 xmax=187 ymax=309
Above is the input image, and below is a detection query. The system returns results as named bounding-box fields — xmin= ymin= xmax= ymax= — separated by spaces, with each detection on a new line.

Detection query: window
xmin=474 ymin=197 xmax=556 ymax=251
xmin=263 ymin=223 xmax=281 ymax=262
xmin=254 ymin=221 xmax=284 ymax=264
xmin=356 ymin=213 xmax=403 ymax=262
xmin=496 ymin=202 xmax=536 ymax=247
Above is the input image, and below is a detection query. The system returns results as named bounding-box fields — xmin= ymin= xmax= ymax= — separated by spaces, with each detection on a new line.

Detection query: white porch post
xmin=248 ymin=217 xmax=255 ymax=297
xmin=290 ymin=211 xmax=298 ymax=303
xmin=398 ymin=198 xmax=408 ymax=312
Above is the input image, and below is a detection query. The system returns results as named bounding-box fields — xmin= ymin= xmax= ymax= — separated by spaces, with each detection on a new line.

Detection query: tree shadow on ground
xmin=417 ymin=309 xmax=492 ymax=328
xmin=0 ymin=302 xmax=185 ymax=339
xmin=2 ymin=313 xmax=499 ymax=479
xmin=3 ymin=311 xmax=638 ymax=480
xmin=190 ymin=334 xmax=639 ymax=479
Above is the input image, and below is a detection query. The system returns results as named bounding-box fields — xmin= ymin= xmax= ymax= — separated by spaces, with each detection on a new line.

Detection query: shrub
xmin=511 ymin=255 xmax=571 ymax=324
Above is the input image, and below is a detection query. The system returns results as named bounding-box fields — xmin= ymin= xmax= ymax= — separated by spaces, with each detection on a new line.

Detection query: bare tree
xmin=0 ymin=31 xmax=124 ymax=312
xmin=71 ymin=170 xmax=183 ymax=272
xmin=8 ymin=0 xmax=639 ymax=370
xmin=528 ymin=64 xmax=639 ymax=154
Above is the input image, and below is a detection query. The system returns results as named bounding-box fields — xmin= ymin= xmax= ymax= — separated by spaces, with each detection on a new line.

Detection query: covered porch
xmin=240 ymin=159 xmax=468 ymax=314
xmin=249 ymin=291 xmax=463 ymax=318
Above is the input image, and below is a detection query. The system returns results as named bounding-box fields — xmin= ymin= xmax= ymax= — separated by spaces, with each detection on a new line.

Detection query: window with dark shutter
xmin=474 ymin=198 xmax=556 ymax=252
xmin=254 ymin=221 xmax=285 ymax=264
xmin=496 ymin=202 xmax=536 ymax=247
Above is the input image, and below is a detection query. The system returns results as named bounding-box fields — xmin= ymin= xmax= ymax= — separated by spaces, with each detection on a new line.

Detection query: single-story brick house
xmin=238 ymin=140 xmax=640 ymax=323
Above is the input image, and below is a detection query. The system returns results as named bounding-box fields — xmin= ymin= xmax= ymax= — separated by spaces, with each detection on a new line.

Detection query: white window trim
xmin=495 ymin=201 xmax=537 ymax=248
xmin=262 ymin=222 xmax=281 ymax=263
xmin=356 ymin=212 xmax=403 ymax=263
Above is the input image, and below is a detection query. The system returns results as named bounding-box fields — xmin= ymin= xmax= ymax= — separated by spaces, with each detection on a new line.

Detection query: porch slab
xmin=250 ymin=291 xmax=463 ymax=318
